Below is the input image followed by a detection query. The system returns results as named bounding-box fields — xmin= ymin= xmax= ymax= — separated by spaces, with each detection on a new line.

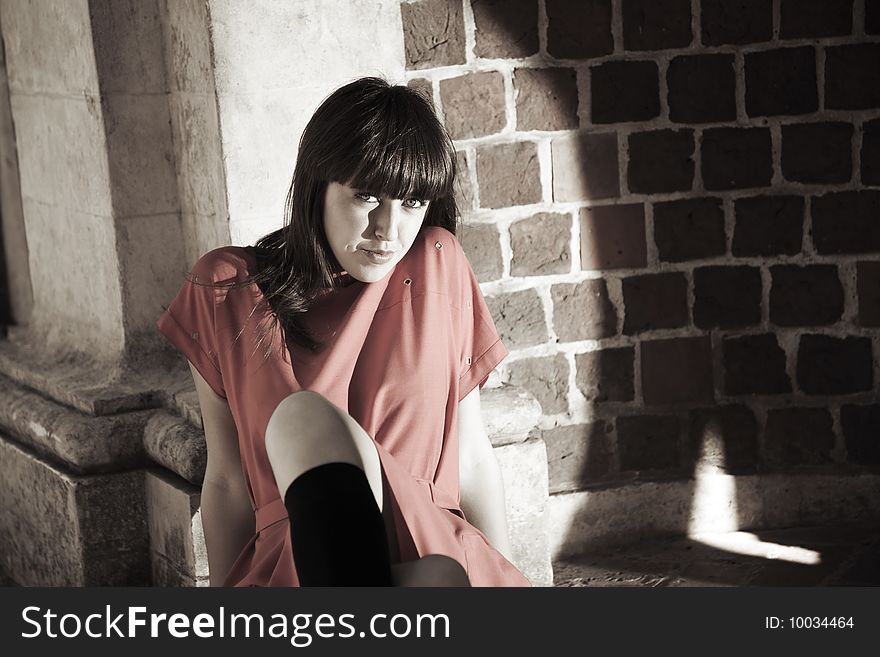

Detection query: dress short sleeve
xmin=156 ymin=252 xmax=227 ymax=399
xmin=456 ymin=240 xmax=509 ymax=402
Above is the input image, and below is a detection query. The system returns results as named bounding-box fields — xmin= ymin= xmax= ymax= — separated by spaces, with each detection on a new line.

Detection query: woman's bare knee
xmin=264 ymin=390 xmax=383 ymax=509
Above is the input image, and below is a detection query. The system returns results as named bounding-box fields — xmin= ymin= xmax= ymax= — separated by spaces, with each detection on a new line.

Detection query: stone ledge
xmin=0 ymin=372 xmax=152 ymax=473
xmin=550 ymin=471 xmax=880 ymax=559
xmin=144 ymin=413 xmax=206 ymax=486
xmin=0 ymin=328 xmax=190 ymax=416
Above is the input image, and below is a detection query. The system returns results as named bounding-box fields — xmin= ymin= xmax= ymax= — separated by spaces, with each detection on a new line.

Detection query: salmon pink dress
xmin=156 ymin=224 xmax=531 ymax=587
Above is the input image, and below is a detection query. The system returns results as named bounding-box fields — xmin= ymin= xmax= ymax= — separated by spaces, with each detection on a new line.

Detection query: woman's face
xmin=323 ymin=180 xmax=431 ymax=283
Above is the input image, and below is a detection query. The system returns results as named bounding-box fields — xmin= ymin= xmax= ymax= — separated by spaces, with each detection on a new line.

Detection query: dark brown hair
xmin=199 ymin=76 xmax=459 ymax=359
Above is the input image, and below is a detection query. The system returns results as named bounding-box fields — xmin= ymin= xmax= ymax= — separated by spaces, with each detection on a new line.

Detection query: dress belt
xmin=254 ymin=497 xmax=288 ymax=534
xmin=253 ymin=478 xmax=462 ymax=534
xmin=415 ymin=478 xmax=462 ymax=513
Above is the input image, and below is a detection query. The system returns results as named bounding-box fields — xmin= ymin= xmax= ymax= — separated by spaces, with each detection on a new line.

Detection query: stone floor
xmin=4 ymin=524 xmax=878 ymax=587
xmin=553 ymin=524 xmax=880 ymax=587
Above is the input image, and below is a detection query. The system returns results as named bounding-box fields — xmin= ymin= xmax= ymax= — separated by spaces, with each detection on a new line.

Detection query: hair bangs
xmin=328 ymin=89 xmax=455 ymax=202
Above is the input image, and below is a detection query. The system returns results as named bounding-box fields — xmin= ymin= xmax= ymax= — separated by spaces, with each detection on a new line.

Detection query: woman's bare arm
xmin=188 ymin=362 xmax=255 ymax=586
xmin=457 ymin=385 xmax=514 ymax=562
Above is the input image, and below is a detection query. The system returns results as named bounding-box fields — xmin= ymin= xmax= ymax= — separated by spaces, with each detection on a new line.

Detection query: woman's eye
xmin=404 ymin=198 xmax=428 ymax=209
xmin=355 ymin=192 xmax=378 ymax=203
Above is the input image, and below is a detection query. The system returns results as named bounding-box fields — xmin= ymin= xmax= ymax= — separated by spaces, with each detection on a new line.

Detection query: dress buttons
xmin=191 ymin=331 xmax=199 ymax=340
xmin=404 ymin=278 xmax=412 ymax=285
xmin=465 ymin=356 xmax=472 ymax=364
xmin=434 ymin=241 xmax=443 ymax=249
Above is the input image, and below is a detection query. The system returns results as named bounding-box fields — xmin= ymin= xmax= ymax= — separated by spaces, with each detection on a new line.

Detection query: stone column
xmin=0 ymin=0 xmax=408 ymax=585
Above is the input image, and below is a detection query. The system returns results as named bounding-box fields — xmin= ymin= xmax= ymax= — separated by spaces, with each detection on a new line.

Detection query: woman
xmin=156 ymin=76 xmax=531 ymax=587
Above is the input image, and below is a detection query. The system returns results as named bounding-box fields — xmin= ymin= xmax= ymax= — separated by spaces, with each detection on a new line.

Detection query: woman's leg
xmin=264 ymin=390 xmax=470 ymax=587
xmin=265 ymin=390 xmax=393 ymax=585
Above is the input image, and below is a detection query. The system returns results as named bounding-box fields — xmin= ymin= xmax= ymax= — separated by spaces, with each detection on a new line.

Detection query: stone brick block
xmin=543 ymin=422 xmax=612 ymax=491
xmin=551 ymin=132 xmax=620 ymax=201
xmin=781 ymin=122 xmax=853 ymax=184
xmin=482 ymin=384 xmax=543 ymax=445
xmin=840 ymin=404 xmax=880 ymax=464
xmin=627 ymin=129 xmax=695 ymax=193
xmin=591 ymin=60 xmax=659 ymax=124
xmin=857 ymin=261 xmax=880 ymax=326
xmin=745 ymin=47 xmax=818 ymax=117
xmin=702 ymin=127 xmax=772 ymax=190
xmin=869 ymin=0 xmax=880 ymax=33
xmin=551 ymin=278 xmax=617 ymax=341
xmin=686 ymin=406 xmax=759 ymax=474
xmin=507 ymin=354 xmax=570 ymax=415
xmin=693 ymin=265 xmax=762 ymax=329
xmin=622 ymin=0 xmax=693 ymax=51
xmin=509 ymin=212 xmax=572 ymax=277
xmin=12 ymin=95 xmax=113 ymax=215
xmin=779 ymin=0 xmax=854 ymax=38
xmin=700 ymin=0 xmax=772 ymax=46
xmin=472 ymin=0 xmax=539 ymax=58
xmin=811 ymin=191 xmax=880 ymax=254
xmin=406 ymin=77 xmax=433 ymax=106
xmin=156 ymin=0 xmax=211 ymax=93
xmin=617 ymin=414 xmax=681 ymax=471
xmin=168 ymin=93 xmax=224 ymax=219
xmin=574 ymin=347 xmax=634 ymax=401
xmin=797 ymin=334 xmax=873 ymax=395
xmin=459 ymin=222 xmax=503 ymax=282
xmin=145 ymin=469 xmax=209 ymax=586
xmin=0 ymin=437 xmax=149 ymax=585
xmin=579 ymin=203 xmax=647 ymax=270
xmin=769 ymin=264 xmax=844 ymax=326
xmin=641 ymin=336 xmax=714 ymax=405
xmin=401 ymin=0 xmax=466 ymax=69
xmin=723 ymin=334 xmax=792 ymax=395
xmin=667 ymin=54 xmax=736 ymax=124
xmin=485 ymin=288 xmax=548 ymax=348
xmin=825 ymin=44 xmax=880 ymax=109
xmin=621 ymin=272 xmax=688 ymax=334
xmin=546 ymin=0 xmax=613 ymax=59
xmin=653 ymin=197 xmax=726 ymax=262
xmin=91 ymin=0 xmax=167 ymax=94
xmin=454 ymin=151 xmax=476 ymax=214
xmin=493 ymin=438 xmax=553 ymax=587
xmin=0 ymin=0 xmax=100 ymax=95
xmin=476 ymin=141 xmax=542 ymax=208
xmin=764 ymin=408 xmax=835 ymax=466
xmin=440 ymin=71 xmax=506 ymax=140
xmin=732 ymin=195 xmax=804 ymax=257
xmin=861 ymin=118 xmax=880 ymax=186
xmin=514 ymin=67 xmax=579 ymax=131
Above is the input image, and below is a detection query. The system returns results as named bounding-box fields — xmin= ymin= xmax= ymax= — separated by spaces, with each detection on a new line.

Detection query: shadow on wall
xmin=451 ymin=0 xmax=880 ymax=585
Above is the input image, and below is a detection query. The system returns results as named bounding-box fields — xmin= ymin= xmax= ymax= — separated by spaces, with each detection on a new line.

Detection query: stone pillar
xmin=0 ymin=0 xmax=419 ymax=585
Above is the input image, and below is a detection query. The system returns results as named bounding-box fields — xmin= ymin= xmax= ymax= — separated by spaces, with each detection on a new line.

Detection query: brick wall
xmin=400 ymin=0 xmax=880 ymax=493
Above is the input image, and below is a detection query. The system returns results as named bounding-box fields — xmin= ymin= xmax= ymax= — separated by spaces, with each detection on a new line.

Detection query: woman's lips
xmin=361 ymin=248 xmax=394 ymax=263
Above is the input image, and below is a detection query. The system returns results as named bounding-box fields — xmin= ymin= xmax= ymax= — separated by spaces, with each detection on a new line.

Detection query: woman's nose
xmin=370 ymin=201 xmax=402 ymax=240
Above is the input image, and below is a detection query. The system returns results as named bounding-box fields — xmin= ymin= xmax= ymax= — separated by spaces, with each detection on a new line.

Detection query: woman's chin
xmin=345 ymin=264 xmax=393 ymax=284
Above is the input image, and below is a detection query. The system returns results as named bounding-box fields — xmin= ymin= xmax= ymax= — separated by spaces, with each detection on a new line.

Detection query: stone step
xmin=549 ymin=470 xmax=880 ymax=561
xmin=553 ymin=524 xmax=880 ymax=587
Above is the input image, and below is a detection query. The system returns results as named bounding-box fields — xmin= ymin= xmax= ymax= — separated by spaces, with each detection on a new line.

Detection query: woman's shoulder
xmin=419 ymin=224 xmax=465 ymax=261
xmin=190 ymin=245 xmax=257 ymax=283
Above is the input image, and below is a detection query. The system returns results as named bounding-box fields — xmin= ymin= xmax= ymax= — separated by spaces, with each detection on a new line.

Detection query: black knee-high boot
xmin=283 ymin=461 xmax=393 ymax=586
